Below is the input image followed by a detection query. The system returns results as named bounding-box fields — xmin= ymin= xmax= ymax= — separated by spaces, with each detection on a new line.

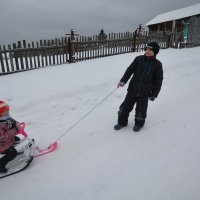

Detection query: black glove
xmin=6 ymin=118 xmax=17 ymax=129
xmin=149 ymin=96 xmax=156 ymax=101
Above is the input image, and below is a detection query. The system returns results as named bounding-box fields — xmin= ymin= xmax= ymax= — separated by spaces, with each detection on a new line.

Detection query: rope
xmin=53 ymin=87 xmax=118 ymax=143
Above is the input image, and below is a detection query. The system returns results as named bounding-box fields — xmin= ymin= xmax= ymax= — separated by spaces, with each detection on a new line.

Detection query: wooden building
xmin=145 ymin=3 xmax=200 ymax=48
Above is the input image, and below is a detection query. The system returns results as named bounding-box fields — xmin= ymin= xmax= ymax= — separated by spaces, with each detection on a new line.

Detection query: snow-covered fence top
xmin=0 ymin=31 xmax=169 ymax=75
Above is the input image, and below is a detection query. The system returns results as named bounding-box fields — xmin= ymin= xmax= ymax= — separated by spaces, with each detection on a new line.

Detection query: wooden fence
xmin=0 ymin=31 xmax=169 ymax=75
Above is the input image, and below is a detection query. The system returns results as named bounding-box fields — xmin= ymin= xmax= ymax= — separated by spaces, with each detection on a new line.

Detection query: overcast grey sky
xmin=0 ymin=0 xmax=199 ymax=45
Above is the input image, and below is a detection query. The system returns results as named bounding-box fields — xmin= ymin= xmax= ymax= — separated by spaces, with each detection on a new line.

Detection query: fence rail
xmin=0 ymin=31 xmax=169 ymax=75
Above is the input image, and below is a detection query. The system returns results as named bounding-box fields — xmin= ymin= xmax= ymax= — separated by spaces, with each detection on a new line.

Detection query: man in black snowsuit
xmin=114 ymin=42 xmax=163 ymax=132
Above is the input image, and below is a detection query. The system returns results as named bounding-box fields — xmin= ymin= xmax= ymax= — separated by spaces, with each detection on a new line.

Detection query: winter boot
xmin=0 ymin=165 xmax=8 ymax=173
xmin=114 ymin=124 xmax=126 ymax=130
xmin=133 ymin=125 xmax=142 ymax=132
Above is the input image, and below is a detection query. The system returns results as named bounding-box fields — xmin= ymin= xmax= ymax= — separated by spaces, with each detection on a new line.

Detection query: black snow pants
xmin=0 ymin=147 xmax=18 ymax=168
xmin=118 ymin=90 xmax=149 ymax=127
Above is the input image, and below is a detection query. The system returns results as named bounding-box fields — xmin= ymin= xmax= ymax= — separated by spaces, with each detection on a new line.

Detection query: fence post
xmin=66 ymin=29 xmax=79 ymax=63
xmin=132 ymin=30 xmax=137 ymax=52
xmin=13 ymin=43 xmax=20 ymax=71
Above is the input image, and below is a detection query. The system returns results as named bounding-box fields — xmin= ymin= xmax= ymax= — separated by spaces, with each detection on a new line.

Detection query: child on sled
xmin=0 ymin=100 xmax=21 ymax=173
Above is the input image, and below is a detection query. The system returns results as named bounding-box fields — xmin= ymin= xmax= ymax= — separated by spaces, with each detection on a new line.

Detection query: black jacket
xmin=120 ymin=55 xmax=163 ymax=98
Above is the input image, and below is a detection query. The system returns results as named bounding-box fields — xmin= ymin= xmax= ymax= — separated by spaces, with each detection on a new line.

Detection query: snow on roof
xmin=146 ymin=3 xmax=200 ymax=25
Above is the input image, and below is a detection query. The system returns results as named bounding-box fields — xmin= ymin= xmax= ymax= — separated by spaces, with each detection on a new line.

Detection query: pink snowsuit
xmin=0 ymin=122 xmax=20 ymax=153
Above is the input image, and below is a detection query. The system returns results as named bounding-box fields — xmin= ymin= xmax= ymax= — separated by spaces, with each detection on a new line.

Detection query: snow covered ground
xmin=0 ymin=47 xmax=200 ymax=200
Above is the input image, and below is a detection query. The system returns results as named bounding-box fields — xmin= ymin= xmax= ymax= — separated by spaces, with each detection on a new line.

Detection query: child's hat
xmin=0 ymin=100 xmax=10 ymax=113
xmin=145 ymin=42 xmax=160 ymax=55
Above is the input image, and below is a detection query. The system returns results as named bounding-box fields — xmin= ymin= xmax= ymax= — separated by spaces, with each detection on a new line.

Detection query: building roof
xmin=146 ymin=3 xmax=200 ymax=25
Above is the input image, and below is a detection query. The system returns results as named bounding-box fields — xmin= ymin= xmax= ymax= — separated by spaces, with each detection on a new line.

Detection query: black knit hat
xmin=145 ymin=42 xmax=160 ymax=55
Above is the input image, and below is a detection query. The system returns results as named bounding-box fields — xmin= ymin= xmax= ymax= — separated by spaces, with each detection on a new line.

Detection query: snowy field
xmin=0 ymin=47 xmax=200 ymax=200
